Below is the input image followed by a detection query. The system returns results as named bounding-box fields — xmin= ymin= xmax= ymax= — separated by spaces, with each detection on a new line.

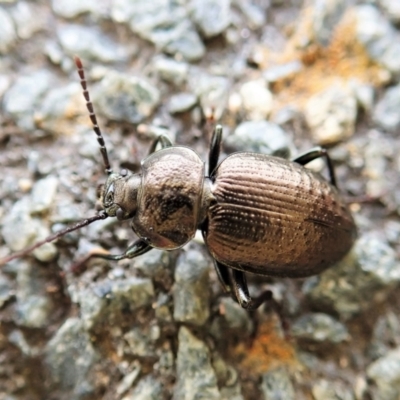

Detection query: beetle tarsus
xmin=71 ymin=239 xmax=152 ymax=275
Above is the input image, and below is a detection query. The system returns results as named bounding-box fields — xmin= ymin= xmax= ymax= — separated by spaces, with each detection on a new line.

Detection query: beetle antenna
xmin=0 ymin=212 xmax=108 ymax=266
xmin=74 ymin=56 xmax=113 ymax=175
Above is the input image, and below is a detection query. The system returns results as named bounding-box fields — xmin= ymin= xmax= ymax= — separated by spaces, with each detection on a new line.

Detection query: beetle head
xmin=100 ymin=170 xmax=141 ymax=221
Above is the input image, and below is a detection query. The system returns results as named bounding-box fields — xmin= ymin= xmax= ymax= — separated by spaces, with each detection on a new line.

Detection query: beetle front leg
xmin=292 ymin=147 xmax=337 ymax=187
xmin=71 ymin=239 xmax=152 ymax=274
xmin=208 ymin=125 xmax=223 ymax=178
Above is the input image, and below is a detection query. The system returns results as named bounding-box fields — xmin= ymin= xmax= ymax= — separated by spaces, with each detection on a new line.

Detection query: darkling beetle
xmin=0 ymin=57 xmax=357 ymax=310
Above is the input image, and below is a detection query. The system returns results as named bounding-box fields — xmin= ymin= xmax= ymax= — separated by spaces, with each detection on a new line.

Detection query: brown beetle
xmin=0 ymin=57 xmax=357 ymax=309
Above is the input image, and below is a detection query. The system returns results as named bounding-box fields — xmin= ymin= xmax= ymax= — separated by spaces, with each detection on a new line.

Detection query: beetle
xmin=0 ymin=57 xmax=357 ymax=310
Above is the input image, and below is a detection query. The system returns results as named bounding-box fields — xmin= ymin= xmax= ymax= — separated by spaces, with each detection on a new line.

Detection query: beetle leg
xmin=228 ymin=269 xmax=273 ymax=310
xmin=292 ymin=147 xmax=337 ymax=187
xmin=71 ymin=239 xmax=152 ymax=274
xmin=147 ymin=134 xmax=173 ymax=155
xmin=208 ymin=125 xmax=223 ymax=178
xmin=213 ymin=259 xmax=232 ymax=293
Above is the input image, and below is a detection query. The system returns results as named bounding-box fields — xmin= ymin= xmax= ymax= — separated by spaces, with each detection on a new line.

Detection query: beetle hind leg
xmin=214 ymin=260 xmax=273 ymax=310
xmin=292 ymin=146 xmax=337 ymax=187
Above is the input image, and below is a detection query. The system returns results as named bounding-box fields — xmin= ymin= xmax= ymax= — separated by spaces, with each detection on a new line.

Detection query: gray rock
xmin=9 ymin=1 xmax=47 ymax=40
xmin=94 ymin=70 xmax=160 ymax=124
xmin=51 ymin=0 xmax=100 ymax=18
xmin=133 ymin=249 xmax=172 ymax=288
xmin=292 ymin=313 xmax=350 ymax=343
xmin=309 ymin=0 xmax=347 ymax=46
xmin=224 ymin=120 xmax=292 ymax=159
xmin=173 ymin=248 xmax=210 ymax=326
xmin=111 ymin=0 xmax=205 ymax=61
xmin=368 ymin=312 xmax=400 ymax=360
xmin=312 ymin=379 xmax=355 ymax=400
xmin=377 ymin=0 xmax=400 ymax=24
xmin=15 ymin=263 xmax=53 ymax=328
xmin=190 ymin=0 xmax=231 ymax=38
xmin=168 ymin=92 xmax=197 ymax=114
xmin=36 ymin=82 xmax=83 ymax=135
xmin=373 ymin=84 xmax=400 ymax=131
xmin=45 ymin=317 xmax=100 ymax=395
xmin=260 ymin=367 xmax=295 ymax=400
xmin=354 ymin=5 xmax=400 ymax=75
xmin=79 ymin=277 xmax=155 ymax=330
xmin=173 ymin=326 xmax=220 ymax=400
xmin=8 ymin=329 xmax=39 ymax=357
xmin=304 ymin=85 xmax=357 ymax=145
xmin=188 ymin=71 xmax=229 ymax=119
xmin=123 ymin=326 xmax=157 ymax=358
xmin=57 ymin=25 xmax=130 ymax=63
xmin=232 ymin=0 xmax=265 ymax=29
xmin=210 ymin=297 xmax=253 ymax=340
xmin=0 ymin=7 xmax=17 ymax=53
xmin=3 ymin=70 xmax=55 ymax=131
xmin=264 ymin=61 xmax=303 ymax=83
xmin=304 ymin=233 xmax=400 ymax=319
xmin=124 ymin=375 xmax=163 ymax=400
xmin=2 ymin=197 xmax=42 ymax=252
xmin=152 ymin=56 xmax=189 ymax=85
xmin=367 ymin=347 xmax=400 ymax=400
xmin=0 ymin=275 xmax=13 ymax=308
xmin=30 ymin=176 xmax=59 ymax=214
xmin=239 ymin=80 xmax=273 ymax=120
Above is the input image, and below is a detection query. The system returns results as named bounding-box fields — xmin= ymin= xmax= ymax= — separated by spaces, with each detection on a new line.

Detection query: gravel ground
xmin=1 ymin=1 xmax=400 ymax=399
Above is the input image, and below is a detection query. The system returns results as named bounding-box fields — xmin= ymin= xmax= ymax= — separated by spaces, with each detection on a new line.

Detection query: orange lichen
xmin=232 ymin=318 xmax=296 ymax=376
xmin=258 ymin=7 xmax=385 ymax=113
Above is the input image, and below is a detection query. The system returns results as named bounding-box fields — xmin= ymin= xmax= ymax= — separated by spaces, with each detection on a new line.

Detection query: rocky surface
xmin=0 ymin=1 xmax=400 ymax=399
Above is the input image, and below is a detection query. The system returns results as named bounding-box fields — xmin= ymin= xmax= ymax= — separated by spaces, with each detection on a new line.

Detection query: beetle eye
xmin=105 ymin=183 xmax=114 ymax=205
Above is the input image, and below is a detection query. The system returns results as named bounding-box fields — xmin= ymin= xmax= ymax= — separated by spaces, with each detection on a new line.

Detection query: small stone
xmin=35 ymin=82 xmax=83 ymax=135
xmin=232 ymin=0 xmax=265 ymax=29
xmin=79 ymin=277 xmax=155 ymax=330
xmin=224 ymin=120 xmax=293 ymax=159
xmin=15 ymin=263 xmax=54 ymax=328
xmin=373 ymin=84 xmax=400 ymax=131
xmin=292 ymin=313 xmax=350 ymax=343
xmin=312 ymin=379 xmax=355 ymax=400
xmin=45 ymin=317 xmax=100 ymax=393
xmin=0 ymin=7 xmax=17 ymax=53
xmin=173 ymin=248 xmax=210 ymax=326
xmin=123 ymin=375 xmax=163 ymax=400
xmin=260 ymin=367 xmax=295 ymax=400
xmin=367 ymin=347 xmax=400 ymax=400
xmin=124 ymin=327 xmax=156 ymax=358
xmin=30 ymin=176 xmax=59 ymax=214
xmin=57 ymin=25 xmax=130 ymax=63
xmin=167 ymin=92 xmax=197 ymax=114
xmin=111 ymin=0 xmax=205 ymax=61
xmin=191 ymin=0 xmax=231 ymax=38
xmin=303 ymin=232 xmax=400 ymax=319
xmin=377 ymin=0 xmax=400 ymax=24
xmin=304 ymin=85 xmax=357 ymax=145
xmin=94 ymin=70 xmax=160 ymax=124
xmin=3 ymin=70 xmax=55 ymax=131
xmin=0 ymin=275 xmax=13 ymax=308
xmin=264 ymin=61 xmax=303 ymax=83
xmin=51 ymin=0 xmax=100 ymax=18
xmin=353 ymin=5 xmax=400 ymax=75
xmin=152 ymin=56 xmax=189 ymax=85
xmin=10 ymin=1 xmax=47 ymax=39
xmin=173 ymin=326 xmax=220 ymax=400
xmin=239 ymin=80 xmax=273 ymax=120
